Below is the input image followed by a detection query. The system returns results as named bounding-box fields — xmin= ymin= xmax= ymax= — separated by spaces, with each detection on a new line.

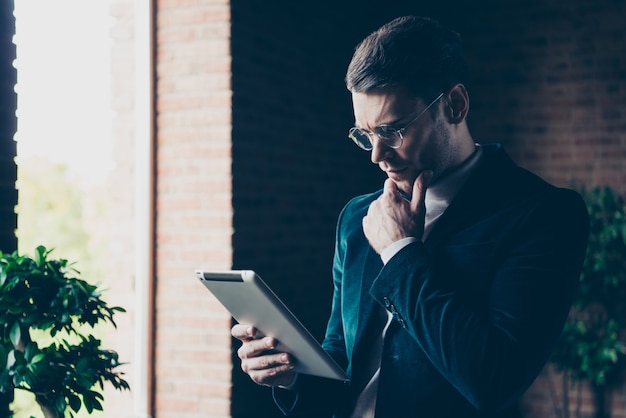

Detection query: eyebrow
xmin=378 ymin=117 xmax=405 ymax=127
xmin=354 ymin=115 xmax=405 ymax=130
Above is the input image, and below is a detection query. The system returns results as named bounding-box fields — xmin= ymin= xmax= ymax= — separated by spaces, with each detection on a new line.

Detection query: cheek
xmin=403 ymin=130 xmax=441 ymax=167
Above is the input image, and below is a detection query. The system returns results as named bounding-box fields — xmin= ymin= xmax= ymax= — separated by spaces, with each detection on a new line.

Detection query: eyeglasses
xmin=348 ymin=92 xmax=444 ymax=151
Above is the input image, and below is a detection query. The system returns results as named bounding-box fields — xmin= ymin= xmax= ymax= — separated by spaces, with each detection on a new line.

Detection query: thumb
xmin=383 ymin=178 xmax=400 ymax=197
xmin=410 ymin=170 xmax=433 ymax=214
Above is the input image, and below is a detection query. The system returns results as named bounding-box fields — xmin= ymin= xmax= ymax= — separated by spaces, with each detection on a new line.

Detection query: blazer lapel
xmin=425 ymin=145 xmax=514 ymax=249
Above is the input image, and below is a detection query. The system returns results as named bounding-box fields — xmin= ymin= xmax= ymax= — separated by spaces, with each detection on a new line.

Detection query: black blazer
xmin=275 ymin=144 xmax=589 ymax=418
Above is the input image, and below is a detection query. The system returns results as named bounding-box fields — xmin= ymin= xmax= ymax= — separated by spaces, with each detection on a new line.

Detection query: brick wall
xmin=460 ymin=0 xmax=626 ymax=196
xmin=0 ymin=0 xmax=17 ymax=254
xmin=154 ymin=0 xmax=233 ymax=417
xmin=452 ymin=1 xmax=626 ymax=416
xmin=522 ymin=367 xmax=626 ymax=418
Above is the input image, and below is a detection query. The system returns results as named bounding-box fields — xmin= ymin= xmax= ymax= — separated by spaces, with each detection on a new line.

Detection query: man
xmin=232 ymin=16 xmax=589 ymax=417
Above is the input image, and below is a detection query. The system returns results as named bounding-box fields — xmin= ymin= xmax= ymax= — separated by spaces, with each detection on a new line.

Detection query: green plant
xmin=0 ymin=246 xmax=129 ymax=418
xmin=551 ymin=187 xmax=626 ymax=418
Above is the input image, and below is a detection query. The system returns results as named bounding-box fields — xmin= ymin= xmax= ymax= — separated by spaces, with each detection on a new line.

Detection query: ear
xmin=446 ymin=84 xmax=469 ymax=124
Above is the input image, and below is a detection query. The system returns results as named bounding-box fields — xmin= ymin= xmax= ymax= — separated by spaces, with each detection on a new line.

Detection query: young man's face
xmin=351 ymin=85 xmax=457 ymax=195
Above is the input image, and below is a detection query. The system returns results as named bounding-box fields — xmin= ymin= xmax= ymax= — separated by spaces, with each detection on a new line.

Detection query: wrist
xmin=380 ymin=237 xmax=419 ymax=264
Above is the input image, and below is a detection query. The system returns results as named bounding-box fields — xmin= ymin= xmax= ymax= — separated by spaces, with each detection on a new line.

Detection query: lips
xmin=385 ymin=167 xmax=408 ymax=180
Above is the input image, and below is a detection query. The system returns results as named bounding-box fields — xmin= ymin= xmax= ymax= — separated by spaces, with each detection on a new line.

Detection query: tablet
xmin=195 ymin=270 xmax=349 ymax=382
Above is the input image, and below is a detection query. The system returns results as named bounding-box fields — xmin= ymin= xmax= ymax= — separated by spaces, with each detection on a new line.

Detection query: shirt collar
xmin=426 ymin=144 xmax=484 ymax=206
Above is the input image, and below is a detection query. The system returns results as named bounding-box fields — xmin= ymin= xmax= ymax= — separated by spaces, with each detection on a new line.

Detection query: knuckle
xmin=250 ymin=371 xmax=269 ymax=387
xmin=237 ymin=345 xmax=247 ymax=359
xmin=248 ymin=371 xmax=260 ymax=383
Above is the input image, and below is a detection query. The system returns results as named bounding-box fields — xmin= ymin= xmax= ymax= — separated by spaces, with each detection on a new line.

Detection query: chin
xmin=393 ymin=179 xmax=413 ymax=196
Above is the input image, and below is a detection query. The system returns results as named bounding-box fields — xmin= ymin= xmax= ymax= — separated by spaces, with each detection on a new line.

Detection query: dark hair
xmin=345 ymin=16 xmax=468 ymax=98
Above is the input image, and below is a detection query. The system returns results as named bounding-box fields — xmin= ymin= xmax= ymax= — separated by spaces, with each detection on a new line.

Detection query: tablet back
xmin=195 ymin=270 xmax=348 ymax=381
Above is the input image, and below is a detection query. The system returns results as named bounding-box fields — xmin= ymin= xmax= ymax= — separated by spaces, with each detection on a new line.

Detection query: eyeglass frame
xmin=347 ymin=91 xmax=445 ymax=151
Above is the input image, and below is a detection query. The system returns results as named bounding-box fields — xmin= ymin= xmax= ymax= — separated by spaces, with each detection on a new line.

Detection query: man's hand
xmin=362 ymin=170 xmax=432 ymax=254
xmin=231 ymin=324 xmax=296 ymax=387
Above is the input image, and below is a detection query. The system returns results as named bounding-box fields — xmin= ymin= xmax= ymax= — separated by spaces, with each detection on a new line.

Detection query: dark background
xmin=229 ymin=0 xmax=625 ymax=416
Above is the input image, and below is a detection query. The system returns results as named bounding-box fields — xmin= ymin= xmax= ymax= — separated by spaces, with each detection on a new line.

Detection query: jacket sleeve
xmin=369 ymin=189 xmax=589 ymax=412
xmin=271 ymin=197 xmax=360 ymax=416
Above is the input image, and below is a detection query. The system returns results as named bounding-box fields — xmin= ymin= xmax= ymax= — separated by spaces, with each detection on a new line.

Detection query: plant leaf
xmin=68 ymin=393 xmax=82 ymax=412
xmin=9 ymin=322 xmax=21 ymax=347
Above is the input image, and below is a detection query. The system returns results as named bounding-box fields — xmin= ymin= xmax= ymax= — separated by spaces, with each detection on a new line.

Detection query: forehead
xmin=351 ymin=85 xmax=417 ymax=128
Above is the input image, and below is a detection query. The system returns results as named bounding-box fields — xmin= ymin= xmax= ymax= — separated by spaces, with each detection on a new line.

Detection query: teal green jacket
xmin=275 ymin=144 xmax=589 ymax=418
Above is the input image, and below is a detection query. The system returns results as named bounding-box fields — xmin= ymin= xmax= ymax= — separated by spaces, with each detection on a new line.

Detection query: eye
xmin=374 ymin=125 xmax=399 ymax=140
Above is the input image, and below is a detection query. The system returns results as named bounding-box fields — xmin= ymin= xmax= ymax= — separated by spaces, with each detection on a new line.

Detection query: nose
xmin=370 ymin=136 xmax=393 ymax=164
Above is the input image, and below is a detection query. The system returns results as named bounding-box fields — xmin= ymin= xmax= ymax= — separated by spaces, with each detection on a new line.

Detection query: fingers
xmin=231 ymin=323 xmax=256 ymax=342
xmin=232 ymin=324 xmax=295 ymax=386
xmin=242 ymin=350 xmax=295 ymax=383
xmin=410 ymin=170 xmax=433 ymax=214
xmin=237 ymin=336 xmax=296 ymax=386
xmin=237 ymin=335 xmax=278 ymax=359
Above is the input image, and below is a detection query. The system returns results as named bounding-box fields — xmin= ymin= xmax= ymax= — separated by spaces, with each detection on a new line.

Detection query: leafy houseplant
xmin=550 ymin=187 xmax=626 ymax=418
xmin=0 ymin=246 xmax=129 ymax=418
